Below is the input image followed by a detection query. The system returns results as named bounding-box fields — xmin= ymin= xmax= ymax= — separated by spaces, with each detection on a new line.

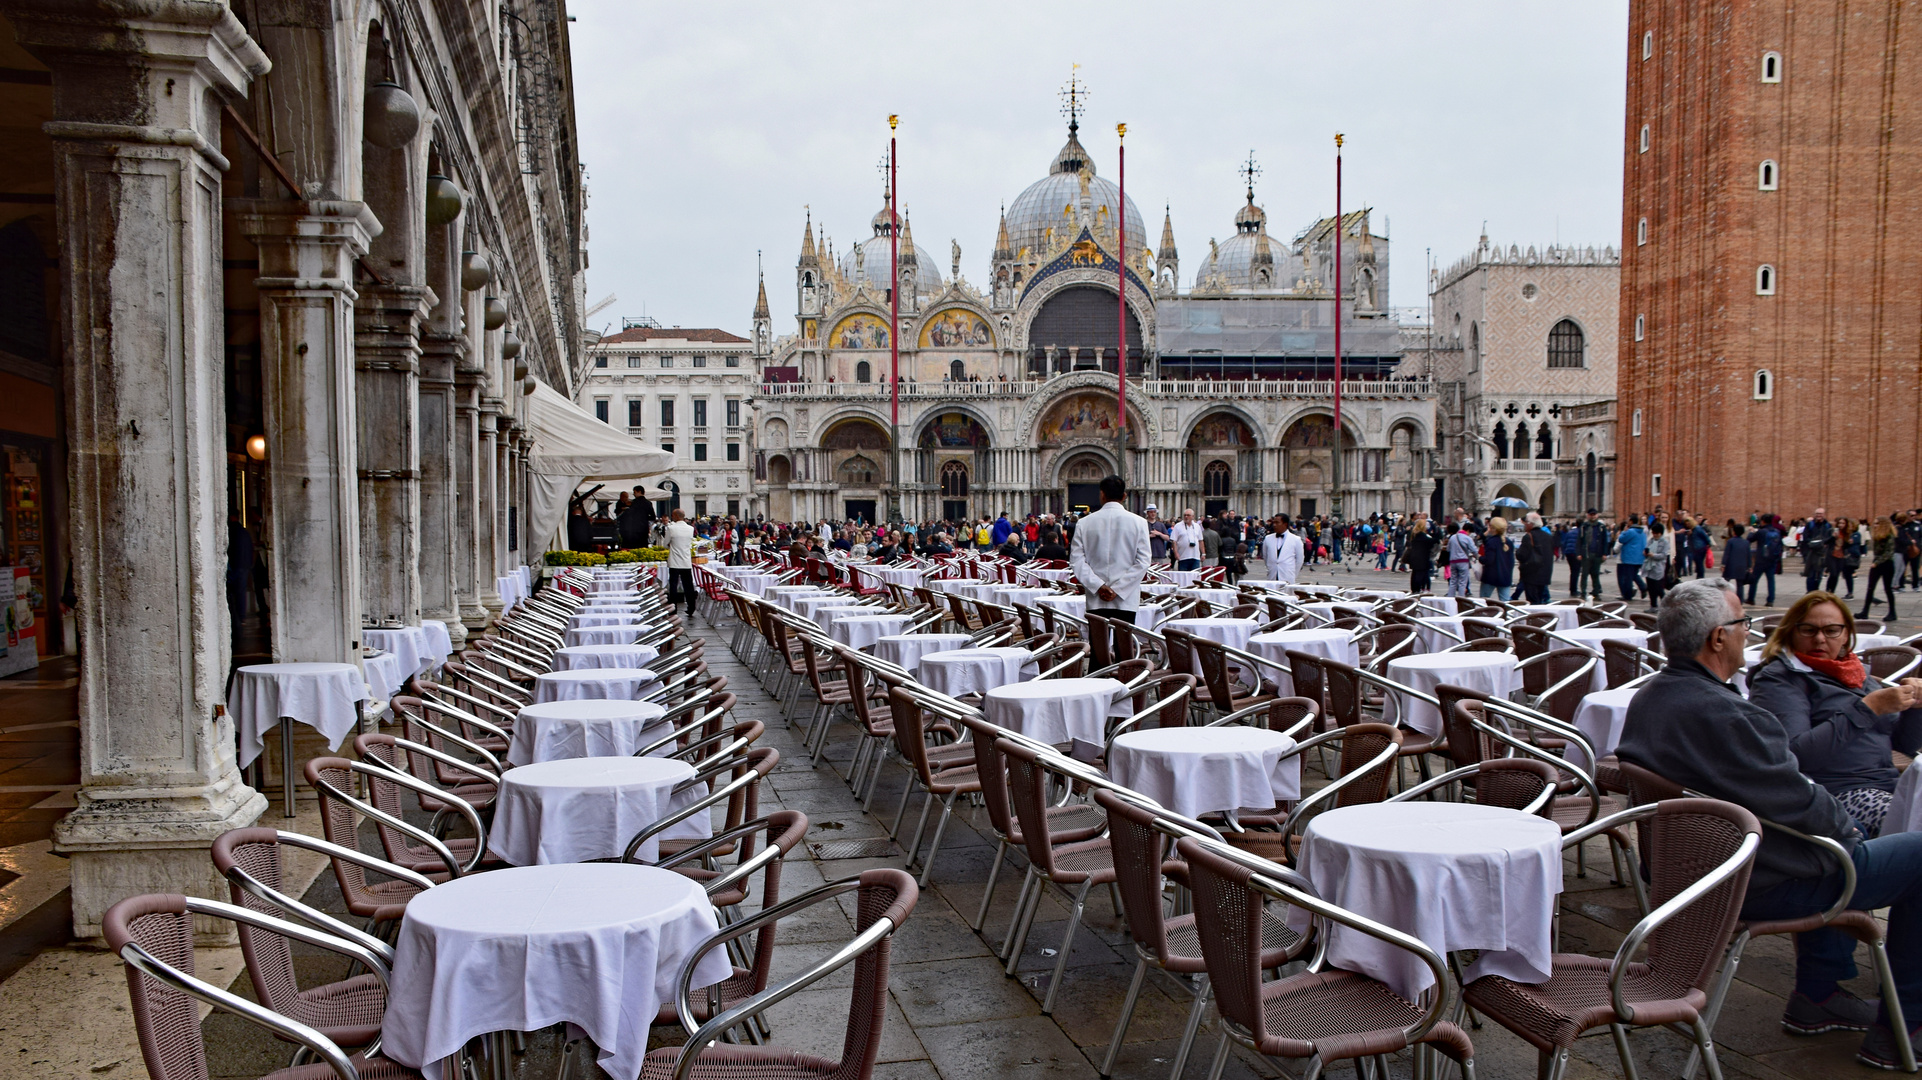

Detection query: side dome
xmin=840 ymin=202 xmax=943 ymax=298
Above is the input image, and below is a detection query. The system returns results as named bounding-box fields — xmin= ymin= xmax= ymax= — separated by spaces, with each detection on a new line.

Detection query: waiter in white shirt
xmin=1170 ymin=508 xmax=1206 ymax=571
xmin=1068 ymin=475 xmax=1152 ymax=624
xmin=664 ymin=509 xmax=698 ymax=616
xmin=1261 ymin=513 xmax=1305 ymax=584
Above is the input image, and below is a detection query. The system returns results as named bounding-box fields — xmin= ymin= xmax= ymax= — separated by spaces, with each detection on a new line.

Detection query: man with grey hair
xmin=1617 ymin=578 xmax=1922 ymax=1066
xmin=1517 ymin=511 xmax=1557 ymax=604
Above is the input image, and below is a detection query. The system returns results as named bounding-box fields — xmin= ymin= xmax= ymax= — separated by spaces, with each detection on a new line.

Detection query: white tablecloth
xmin=1556 ymin=626 xmax=1650 ymax=654
xmin=767 ymin=585 xmax=830 ymax=610
xmin=1108 ymin=727 xmax=1300 ymax=818
xmin=1518 ymin=604 xmax=1583 ymax=631
xmin=1247 ymin=628 xmax=1359 ymax=697
xmin=364 ymin=627 xmax=433 ymax=677
xmin=381 ymin=863 xmax=732 ymax=1080
xmin=362 ymin=651 xmax=404 ymax=704
xmin=731 ymin=572 xmax=777 ymax=597
xmin=1413 ymin=616 xmax=1468 ymax=655
xmin=873 ymin=633 xmax=973 ymax=671
xmin=584 ymin=591 xmax=643 ymax=607
xmin=1571 ymin=685 xmax=1642 ymax=770
xmin=988 ymin=585 xmax=1056 ymax=610
xmin=490 ymin=756 xmax=708 ymax=865
xmin=853 ymin=565 xmax=925 ymax=589
xmin=829 ymin=613 xmax=915 ymax=651
xmin=1886 ymin=765 xmax=1922 ymax=836
xmin=1151 ymin=570 xmax=1201 ymax=587
xmin=564 ymin=625 xmax=645 ymax=648
xmin=1160 ymin=617 xmax=1260 ymax=652
xmin=420 ymin=620 xmax=455 ymax=664
xmin=1297 ymin=803 xmax=1563 ymax=1000
xmin=1022 ymin=567 xmax=1075 ymax=583
xmin=1382 ymin=653 xmax=1521 ymax=737
xmin=1035 ymin=594 xmax=1167 ymax=632
xmin=552 ymin=643 xmax=661 ymax=671
xmin=230 ymin=662 xmax=370 ymax=767
xmin=589 ymin=576 xmax=636 ymax=594
xmin=812 ymin=603 xmax=882 ymax=632
xmin=508 ymin=700 xmax=671 ymax=763
xmin=918 ymin=647 xmax=1038 ymax=697
xmin=569 ymin=611 xmax=649 ymax=628
xmin=929 ymin=579 xmax=1001 ymax=597
xmin=533 ymin=667 xmax=659 ymax=704
xmin=1180 ymin=588 xmax=1241 ymax=611
xmin=1414 ymin=596 xmax=1460 ymax=616
xmin=497 ymin=574 xmax=527 ymax=606
xmin=982 ymin=677 xmax=1130 ymax=746
xmin=792 ymin=593 xmax=865 ymax=621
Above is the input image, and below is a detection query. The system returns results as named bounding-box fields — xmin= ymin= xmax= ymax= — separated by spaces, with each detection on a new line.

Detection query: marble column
xmin=495 ymin=415 xmax=514 ymax=577
xmin=9 ymin=0 xmax=273 ymax=940
xmin=454 ymin=370 xmax=488 ymax=631
xmin=419 ymin=331 xmax=466 ymax=645
xmin=354 ymin=283 xmax=433 ymax=624
xmin=241 ymin=199 xmax=378 ymax=664
xmin=477 ymin=397 xmax=504 ymax=619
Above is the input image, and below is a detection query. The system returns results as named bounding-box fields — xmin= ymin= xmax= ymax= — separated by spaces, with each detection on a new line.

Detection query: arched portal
xmin=1026 ymin=285 xmax=1143 ymax=376
xmin=1060 ymin=452 xmax=1109 ymax=515
xmin=1281 ymin=414 xmax=1355 ymax=521
xmin=767 ymin=454 xmax=792 ymax=522
xmin=1189 ymin=411 xmax=1253 ymax=518
xmin=940 ymin=460 xmax=970 ymax=523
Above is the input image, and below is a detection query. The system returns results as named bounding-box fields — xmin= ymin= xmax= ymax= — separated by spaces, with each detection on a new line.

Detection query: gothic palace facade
xmin=747 ymin=120 xmax=1438 ymax=526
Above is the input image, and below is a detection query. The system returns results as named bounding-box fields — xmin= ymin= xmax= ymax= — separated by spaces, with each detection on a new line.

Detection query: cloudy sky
xmin=567 ymin=1 xmax=1629 ymax=335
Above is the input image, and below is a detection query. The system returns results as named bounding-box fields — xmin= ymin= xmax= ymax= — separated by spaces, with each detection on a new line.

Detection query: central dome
xmin=840 ymin=202 xmax=943 ymax=299
xmin=1003 ymin=127 xmax=1147 ymax=267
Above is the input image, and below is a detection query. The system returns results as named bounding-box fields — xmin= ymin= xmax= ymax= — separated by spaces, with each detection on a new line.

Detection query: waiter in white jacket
xmin=1261 ymin=513 xmax=1305 ymax=583
xmin=1068 ymin=475 xmax=1152 ymax=623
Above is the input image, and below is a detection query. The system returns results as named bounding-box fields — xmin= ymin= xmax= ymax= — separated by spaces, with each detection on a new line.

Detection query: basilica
xmin=747 ymin=113 xmax=1438 ymax=525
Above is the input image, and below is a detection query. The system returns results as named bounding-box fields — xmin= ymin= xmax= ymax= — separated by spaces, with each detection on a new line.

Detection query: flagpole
xmin=888 ymin=114 xmax=900 ymax=524
xmin=1116 ymin=122 xmax=1128 ymax=488
xmin=1332 ymin=132 xmax=1344 ymax=523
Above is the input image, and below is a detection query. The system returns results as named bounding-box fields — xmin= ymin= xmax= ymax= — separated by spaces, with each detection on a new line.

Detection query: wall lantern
xmin=483 ymin=297 xmax=508 ymax=330
xmin=461 ymin=249 xmax=492 ymax=291
xmin=425 ymin=172 xmax=464 ymax=226
xmin=501 ymin=332 xmax=523 ymax=359
xmin=245 ymin=434 xmax=268 ymax=461
xmin=363 ymin=79 xmax=421 ymax=149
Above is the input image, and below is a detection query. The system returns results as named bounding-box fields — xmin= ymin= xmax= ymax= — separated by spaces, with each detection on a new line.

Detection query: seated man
xmin=1616 ymin=578 xmax=1922 ymax=1068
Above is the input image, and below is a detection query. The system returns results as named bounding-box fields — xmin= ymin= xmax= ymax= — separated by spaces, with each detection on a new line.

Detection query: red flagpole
xmin=1332 ymin=133 xmax=1344 ymax=521
xmin=1116 ymin=123 xmax=1128 ymax=484
xmin=888 ymin=115 xmax=900 ymax=521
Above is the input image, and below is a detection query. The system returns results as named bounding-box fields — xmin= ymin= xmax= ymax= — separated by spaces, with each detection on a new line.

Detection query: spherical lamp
xmin=521 ymin=377 xmax=537 ymax=395
xmin=513 ymin=360 xmax=529 ymax=381
xmin=424 ymin=172 xmax=464 ymax=226
xmin=245 ymin=433 xmax=268 ymax=461
xmin=483 ymin=297 xmax=508 ymax=330
xmin=460 ymin=249 xmax=492 ymax=291
xmin=362 ymin=80 xmax=421 ymax=149
xmin=500 ymin=332 xmax=523 ymax=359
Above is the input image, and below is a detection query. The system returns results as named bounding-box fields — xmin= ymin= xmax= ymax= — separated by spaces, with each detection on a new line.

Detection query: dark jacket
xmin=1749 ymin=655 xmax=1922 ymax=796
xmin=1477 ymin=534 xmax=1515 ymax=588
xmin=618 ymin=501 xmax=654 ymax=548
xmin=1577 ymin=520 xmax=1612 ymax=558
xmin=1616 ymin=658 xmax=1859 ymax=890
xmin=1755 ymin=526 xmax=1784 ymax=573
xmin=1517 ymin=526 xmax=1557 ymax=586
xmin=1035 ymin=540 xmax=1070 ymax=561
xmin=1403 ymin=531 xmax=1436 ymax=572
xmin=1687 ymin=524 xmax=1712 ymax=555
xmin=1800 ymin=518 xmax=1834 ymax=554
xmin=1720 ymin=536 xmax=1751 ymax=581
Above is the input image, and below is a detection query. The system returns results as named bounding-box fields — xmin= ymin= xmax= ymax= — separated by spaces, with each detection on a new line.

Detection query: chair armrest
xmin=391 ymin=737 xmax=500 ymax=786
xmin=623 ymin=767 xmax=759 ymax=863
xmin=340 ymin=762 xmax=484 ymax=875
xmin=186 ymin=896 xmax=391 ymax=990
xmin=1609 ymin=826 xmax=1761 ymax=1023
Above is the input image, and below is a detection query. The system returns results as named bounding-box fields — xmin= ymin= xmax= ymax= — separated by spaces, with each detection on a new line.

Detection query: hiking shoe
xmin=1858 ymin=1023 xmax=1921 ymax=1070
xmin=1784 ymin=988 xmax=1878 ymax=1035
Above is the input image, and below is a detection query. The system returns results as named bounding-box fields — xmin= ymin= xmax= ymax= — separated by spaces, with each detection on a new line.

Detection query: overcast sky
xmin=567 ymin=1 xmax=1629 ymax=336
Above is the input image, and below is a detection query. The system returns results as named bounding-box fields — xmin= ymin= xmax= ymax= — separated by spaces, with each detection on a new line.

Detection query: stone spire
xmin=753 ymin=272 xmax=770 ymax=320
xmin=994 ymin=205 xmax=1013 ymax=261
xmin=1154 ymin=205 xmax=1179 ymax=298
xmin=799 ymin=209 xmax=819 ymax=268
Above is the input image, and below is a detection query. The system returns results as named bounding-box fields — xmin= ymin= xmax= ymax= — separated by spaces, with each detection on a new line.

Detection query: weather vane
xmin=1059 ymin=65 xmax=1088 ymax=133
xmin=1240 ymin=151 xmax=1262 ymax=198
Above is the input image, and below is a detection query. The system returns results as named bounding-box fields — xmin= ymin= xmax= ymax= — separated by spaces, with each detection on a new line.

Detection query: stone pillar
xmin=241 ymin=200 xmax=377 ymax=664
xmin=495 ymin=416 xmax=514 ymax=577
xmin=454 ymin=370 xmax=488 ymax=632
xmin=354 ymin=283 xmax=433 ymax=624
xmin=477 ymin=398 xmax=504 ymax=619
xmin=9 ymin=0 xmax=273 ymax=939
xmin=419 ymin=331 xmax=466 ymax=645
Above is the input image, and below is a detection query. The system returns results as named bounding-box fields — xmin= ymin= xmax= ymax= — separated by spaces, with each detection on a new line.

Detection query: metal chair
xmin=957 ymin=713 xmax=1104 ymax=937
xmin=1462 ymin=798 xmax=1762 ymax=1080
xmin=997 ymin=736 xmax=1118 ymax=1012
xmin=884 ymin=687 xmax=983 ymax=886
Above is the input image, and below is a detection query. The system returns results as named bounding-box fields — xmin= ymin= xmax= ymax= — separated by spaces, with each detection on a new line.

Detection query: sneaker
xmin=1858 ymin=1022 xmax=1921 ymax=1070
xmin=1784 ymin=988 xmax=1879 ymax=1035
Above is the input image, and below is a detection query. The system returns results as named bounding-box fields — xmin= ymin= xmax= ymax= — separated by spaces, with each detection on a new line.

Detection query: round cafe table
xmin=380 ymin=863 xmax=733 ymax=1080
xmin=533 ymin=667 xmax=659 ymax=704
xmin=569 ymin=610 xmax=650 ymax=628
xmin=731 ymin=573 xmax=776 ymax=597
xmin=854 ymin=564 xmax=924 ymax=589
xmin=551 ymin=643 xmax=660 ymax=671
xmin=1414 ymin=596 xmax=1460 ymax=616
xmin=419 ymin=619 xmax=456 ymax=666
xmin=812 ymin=603 xmax=878 ymax=632
xmin=1518 ymin=604 xmax=1583 ymax=630
xmin=361 ymin=651 xmax=404 ymax=705
xmin=829 ymin=613 xmax=915 ymax=651
xmin=1035 ymin=594 xmax=1168 ymax=632
xmin=1555 ymin=627 xmax=1649 ymax=693
xmin=917 ymin=647 xmax=1037 ymax=698
xmin=1295 ymin=803 xmax=1562 ymax=1000
xmin=564 ymin=624 xmax=644 ymax=648
xmin=1382 ymin=653 xmax=1521 ymax=738
xmin=873 ymin=633 xmax=973 ymax=672
xmin=1107 ymin=726 xmax=1300 ymax=819
xmin=230 ymin=662 xmax=370 ymax=817
xmin=1180 ymin=588 xmax=1241 ymax=611
xmin=791 ymin=593 xmax=864 ymax=621
xmin=1154 ymin=570 xmax=1202 ymax=587
xmin=1247 ymin=628 xmax=1358 ymax=697
xmin=1570 ymin=685 xmax=1641 ymax=770
xmin=982 ymin=677 xmax=1131 ymax=747
xmin=1885 ymin=764 xmax=1922 ymax=836
xmin=1412 ymin=616 xmax=1468 ymax=654
xmin=507 ymin=699 xmax=670 ymax=764
xmin=1022 ymin=567 xmax=1075 ymax=583
xmin=583 ymin=591 xmax=643 ymax=606
xmin=1160 ymin=617 xmax=1260 ymax=652
xmin=363 ymin=626 xmax=432 ymax=678
xmin=489 ymin=756 xmax=709 ymax=865
xmin=989 ymin=585 xmax=1055 ymax=610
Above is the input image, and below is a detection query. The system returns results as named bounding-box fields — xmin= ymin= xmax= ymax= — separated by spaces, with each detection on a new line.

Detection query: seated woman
xmin=1749 ymin=591 xmax=1922 ymax=836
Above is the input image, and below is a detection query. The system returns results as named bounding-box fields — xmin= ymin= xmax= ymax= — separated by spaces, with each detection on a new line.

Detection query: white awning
xmin=527 ymin=381 xmax=674 ymax=549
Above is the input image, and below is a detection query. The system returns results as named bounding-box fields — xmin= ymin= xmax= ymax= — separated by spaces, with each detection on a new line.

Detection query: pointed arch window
xmin=1642 ymin=30 xmax=1653 ymax=59
xmin=855 ymin=361 xmax=871 ymax=383
xmin=1762 ymin=51 xmax=1782 ymax=82
xmin=949 ymin=359 xmax=965 ymax=381
xmin=1636 ymin=217 xmax=1648 ymax=245
xmin=1548 ymin=319 xmax=1586 ymax=368
xmin=1492 ymin=421 xmax=1510 ymax=460
xmin=1759 ymin=160 xmax=1778 ymax=190
xmin=1634 ymin=314 xmax=1645 ymax=341
xmin=1756 ymin=264 xmax=1776 ymax=295
xmin=1754 ymin=369 xmax=1774 ymax=400
xmin=1203 ymin=460 xmax=1231 ymax=498
xmin=1639 ymin=124 xmax=1650 ymax=153
xmin=940 ymin=460 xmax=969 ymax=498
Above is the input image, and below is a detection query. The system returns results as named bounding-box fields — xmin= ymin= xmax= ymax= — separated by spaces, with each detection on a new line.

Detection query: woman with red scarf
xmin=1750 ymin=591 xmax=1922 ymax=836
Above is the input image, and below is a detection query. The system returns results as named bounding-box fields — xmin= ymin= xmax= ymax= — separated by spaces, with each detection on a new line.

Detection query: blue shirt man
xmin=991 ymin=513 xmax=1013 ymax=547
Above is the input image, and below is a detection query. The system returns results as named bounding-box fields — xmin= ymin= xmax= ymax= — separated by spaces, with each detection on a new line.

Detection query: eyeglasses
xmin=1793 ymin=623 xmax=1851 ymax=641
xmin=1721 ymin=616 xmax=1753 ymax=631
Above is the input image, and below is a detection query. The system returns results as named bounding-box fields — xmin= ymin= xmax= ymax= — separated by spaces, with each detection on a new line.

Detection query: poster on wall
xmin=0 ymin=567 xmax=35 ymax=678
